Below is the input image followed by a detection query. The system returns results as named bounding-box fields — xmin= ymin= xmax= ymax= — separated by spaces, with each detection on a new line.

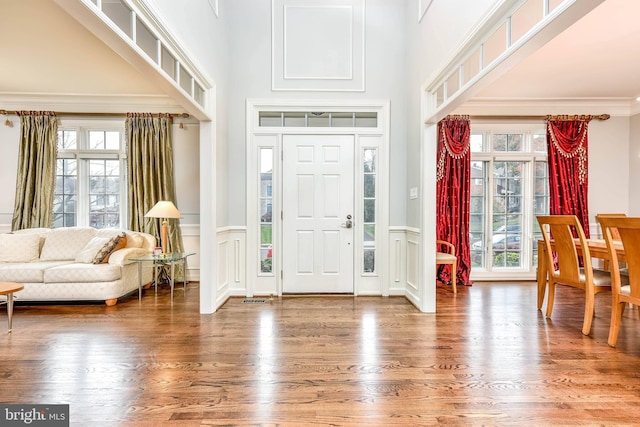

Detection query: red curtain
xmin=546 ymin=115 xmax=592 ymax=236
xmin=436 ymin=115 xmax=471 ymax=286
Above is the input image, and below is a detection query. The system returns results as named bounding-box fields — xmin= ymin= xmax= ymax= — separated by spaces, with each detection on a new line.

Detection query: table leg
xmin=183 ymin=258 xmax=188 ymax=290
xmin=7 ymin=292 xmax=15 ymax=332
xmin=170 ymin=261 xmax=175 ymax=302
xmin=137 ymin=261 xmax=143 ymax=301
xmin=154 ymin=263 xmax=159 ymax=294
xmin=537 ymin=245 xmax=548 ymax=310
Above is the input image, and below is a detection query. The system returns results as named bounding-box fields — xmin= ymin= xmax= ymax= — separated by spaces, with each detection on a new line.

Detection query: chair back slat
xmin=538 ymin=215 xmax=592 ymax=287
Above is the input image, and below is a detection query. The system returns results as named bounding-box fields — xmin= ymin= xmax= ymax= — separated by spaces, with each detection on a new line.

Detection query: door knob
xmin=341 ymin=214 xmax=353 ymax=229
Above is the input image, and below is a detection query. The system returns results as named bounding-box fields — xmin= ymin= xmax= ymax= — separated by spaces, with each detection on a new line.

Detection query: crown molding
xmin=454 ymin=97 xmax=636 ymax=117
xmin=0 ymin=92 xmax=185 ymax=114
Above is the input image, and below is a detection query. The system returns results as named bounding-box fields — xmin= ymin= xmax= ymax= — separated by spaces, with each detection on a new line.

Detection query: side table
xmin=0 ymin=281 xmax=24 ymax=332
xmin=131 ymin=252 xmax=195 ymax=302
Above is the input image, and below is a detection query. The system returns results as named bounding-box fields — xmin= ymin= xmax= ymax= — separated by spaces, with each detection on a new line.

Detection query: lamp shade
xmin=144 ymin=201 xmax=182 ymax=219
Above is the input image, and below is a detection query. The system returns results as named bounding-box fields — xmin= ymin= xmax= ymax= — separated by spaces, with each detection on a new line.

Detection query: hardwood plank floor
xmin=3 ymin=282 xmax=640 ymax=426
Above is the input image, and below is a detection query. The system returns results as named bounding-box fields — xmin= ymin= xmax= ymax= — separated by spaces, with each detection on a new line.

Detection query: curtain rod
xmin=468 ymin=114 xmax=610 ymax=121
xmin=0 ymin=109 xmax=190 ymax=119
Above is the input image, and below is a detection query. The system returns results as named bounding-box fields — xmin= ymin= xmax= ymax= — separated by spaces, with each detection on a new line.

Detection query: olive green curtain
xmin=126 ymin=113 xmax=185 ymax=262
xmin=11 ymin=112 xmax=58 ymax=231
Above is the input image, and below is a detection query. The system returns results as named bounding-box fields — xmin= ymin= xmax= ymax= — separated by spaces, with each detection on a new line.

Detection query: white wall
xmin=588 ymin=117 xmax=630 ymax=224
xmin=405 ymin=0 xmax=498 ymax=228
xmin=0 ymin=121 xmax=20 ymax=226
xmin=224 ymin=0 xmax=410 ymax=226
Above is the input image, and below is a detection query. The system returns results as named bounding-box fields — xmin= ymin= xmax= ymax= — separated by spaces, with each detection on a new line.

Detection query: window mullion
xmin=77 ymin=158 xmax=90 ymax=227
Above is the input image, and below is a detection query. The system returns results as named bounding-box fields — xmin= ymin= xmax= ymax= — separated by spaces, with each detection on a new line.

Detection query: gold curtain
xmin=12 ymin=111 xmax=58 ymax=231
xmin=126 ymin=113 xmax=185 ymax=262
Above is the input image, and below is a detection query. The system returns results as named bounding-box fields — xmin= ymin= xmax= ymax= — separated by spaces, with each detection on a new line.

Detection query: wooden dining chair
xmin=598 ymin=216 xmax=640 ymax=347
xmin=436 ymin=240 xmax=457 ymax=293
xmin=537 ymin=215 xmax=612 ymax=335
xmin=596 ymin=213 xmax=627 ymax=271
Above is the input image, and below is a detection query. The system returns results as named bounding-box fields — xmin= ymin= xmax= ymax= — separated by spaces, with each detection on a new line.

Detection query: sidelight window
xmin=363 ymin=148 xmax=377 ymax=273
xmin=259 ymin=148 xmax=274 ymax=274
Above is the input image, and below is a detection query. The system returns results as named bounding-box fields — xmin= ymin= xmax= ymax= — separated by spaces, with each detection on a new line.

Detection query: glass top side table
xmin=130 ymin=252 xmax=196 ymax=301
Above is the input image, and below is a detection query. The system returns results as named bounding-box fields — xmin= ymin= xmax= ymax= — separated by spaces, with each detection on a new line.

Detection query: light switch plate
xmin=409 ymin=187 xmax=418 ymax=199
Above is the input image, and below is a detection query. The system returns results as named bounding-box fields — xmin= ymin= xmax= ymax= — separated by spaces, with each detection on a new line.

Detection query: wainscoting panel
xmin=216 ymin=226 xmax=247 ymax=296
xmin=388 ymin=226 xmax=420 ymax=299
xmin=404 ymin=228 xmax=421 ymax=309
xmin=388 ymin=227 xmax=407 ymax=296
xmin=180 ymin=224 xmax=200 ymax=281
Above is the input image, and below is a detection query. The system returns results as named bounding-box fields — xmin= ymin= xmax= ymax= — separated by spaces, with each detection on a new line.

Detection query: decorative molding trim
xmin=271 ymin=0 xmax=365 ymax=92
xmin=457 ymin=97 xmax=635 ymax=117
xmin=0 ymin=92 xmax=183 ymax=114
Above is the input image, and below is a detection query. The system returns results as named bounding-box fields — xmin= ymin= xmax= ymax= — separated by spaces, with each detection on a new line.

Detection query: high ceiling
xmin=0 ymin=0 xmax=167 ymax=110
xmin=0 ymin=0 xmax=637 ymax=113
xmin=474 ymin=0 xmax=640 ymax=103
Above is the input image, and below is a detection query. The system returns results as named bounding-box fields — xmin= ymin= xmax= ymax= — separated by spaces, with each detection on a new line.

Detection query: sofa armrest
xmin=108 ymin=248 xmax=152 ymax=266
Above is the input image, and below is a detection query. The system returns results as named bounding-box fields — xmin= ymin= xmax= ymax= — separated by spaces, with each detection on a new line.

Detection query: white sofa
xmin=0 ymin=227 xmax=155 ymax=306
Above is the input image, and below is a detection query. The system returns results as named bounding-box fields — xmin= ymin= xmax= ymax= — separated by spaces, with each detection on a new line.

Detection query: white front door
xmin=282 ymin=134 xmax=354 ymax=293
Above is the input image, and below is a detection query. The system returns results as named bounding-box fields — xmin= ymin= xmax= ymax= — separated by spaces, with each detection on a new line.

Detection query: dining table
xmin=536 ymin=238 xmax=625 ymax=309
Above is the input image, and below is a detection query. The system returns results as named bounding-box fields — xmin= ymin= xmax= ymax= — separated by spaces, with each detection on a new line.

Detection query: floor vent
xmin=242 ymin=299 xmax=266 ymax=304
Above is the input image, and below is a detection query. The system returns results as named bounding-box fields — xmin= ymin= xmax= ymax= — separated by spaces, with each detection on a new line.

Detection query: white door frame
xmin=246 ymin=99 xmax=390 ymax=297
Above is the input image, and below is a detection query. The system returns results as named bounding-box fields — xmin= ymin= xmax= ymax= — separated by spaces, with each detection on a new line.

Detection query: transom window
xmin=470 ymin=124 xmax=548 ymax=279
xmin=54 ymin=121 xmax=126 ymax=229
xmin=259 ymin=111 xmax=377 ymax=128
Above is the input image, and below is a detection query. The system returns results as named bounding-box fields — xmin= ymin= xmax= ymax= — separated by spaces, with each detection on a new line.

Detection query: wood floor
xmin=3 ymin=281 xmax=640 ymax=426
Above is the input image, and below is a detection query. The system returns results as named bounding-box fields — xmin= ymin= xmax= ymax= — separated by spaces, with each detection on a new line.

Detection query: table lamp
xmin=144 ymin=201 xmax=181 ymax=255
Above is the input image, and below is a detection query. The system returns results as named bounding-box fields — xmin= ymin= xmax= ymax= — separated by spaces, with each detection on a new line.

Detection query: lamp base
xmin=161 ymin=220 xmax=169 ymax=255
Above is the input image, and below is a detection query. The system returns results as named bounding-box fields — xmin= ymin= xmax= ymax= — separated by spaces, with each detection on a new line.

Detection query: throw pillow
xmin=75 ymin=237 xmax=111 ymax=263
xmin=0 ymin=233 xmax=41 ymax=262
xmin=92 ymin=233 xmax=127 ymax=264
xmin=98 ymin=234 xmax=127 ymax=264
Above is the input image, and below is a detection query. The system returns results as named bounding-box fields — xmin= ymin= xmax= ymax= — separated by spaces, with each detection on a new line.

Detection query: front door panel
xmin=282 ymin=134 xmax=354 ymax=293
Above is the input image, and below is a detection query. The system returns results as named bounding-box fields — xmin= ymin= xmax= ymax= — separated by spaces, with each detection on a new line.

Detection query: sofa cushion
xmin=0 ymin=234 xmax=41 ymax=262
xmin=43 ymin=263 xmax=123 ymax=283
xmin=40 ymin=227 xmax=97 ymax=261
xmin=75 ymin=237 xmax=111 ymax=263
xmin=11 ymin=228 xmax=51 ymax=253
xmin=0 ymin=261 xmax=73 ymax=282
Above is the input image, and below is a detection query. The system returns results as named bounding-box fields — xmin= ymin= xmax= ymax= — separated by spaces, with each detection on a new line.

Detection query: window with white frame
xmin=54 ymin=121 xmax=126 ymax=229
xmin=469 ymin=124 xmax=549 ymax=277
